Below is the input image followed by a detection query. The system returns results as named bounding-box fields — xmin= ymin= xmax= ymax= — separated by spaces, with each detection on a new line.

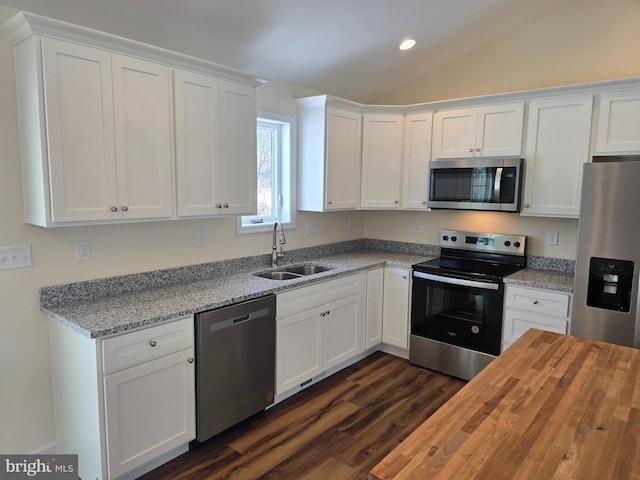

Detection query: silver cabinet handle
xmin=394 ymin=200 xmax=399 ymax=204
xmin=475 ymin=147 xmax=481 ymax=152
xmin=149 ymin=340 xmax=157 ymax=347
xmin=223 ymin=204 xmax=229 ymax=208
xmin=532 ymin=300 xmax=539 ymax=305
xmin=468 ymin=148 xmax=474 ymax=152
xmin=187 ymin=357 xmax=194 ymax=364
xmin=524 ymin=204 xmax=530 ymax=208
xmin=110 ymin=206 xmax=118 ymax=213
xmin=328 ymin=201 xmax=333 ymax=205
xmin=216 ymin=204 xmax=222 ymax=208
xmin=421 ymin=200 xmax=427 ymax=205
xmin=121 ymin=206 xmax=128 ymax=212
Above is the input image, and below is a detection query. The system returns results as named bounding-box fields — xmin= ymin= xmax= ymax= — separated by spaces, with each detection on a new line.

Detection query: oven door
xmin=411 ymin=271 xmax=504 ymax=356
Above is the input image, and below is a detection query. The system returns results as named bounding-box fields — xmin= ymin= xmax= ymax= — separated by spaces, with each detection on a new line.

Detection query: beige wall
xmin=1 ymin=0 xmax=637 ymax=454
xmin=381 ymin=0 xmax=640 ymax=104
xmin=0 ymin=4 xmax=364 ymax=452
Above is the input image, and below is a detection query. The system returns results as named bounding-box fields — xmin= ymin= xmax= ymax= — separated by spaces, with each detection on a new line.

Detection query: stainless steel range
xmin=410 ymin=229 xmax=526 ymax=380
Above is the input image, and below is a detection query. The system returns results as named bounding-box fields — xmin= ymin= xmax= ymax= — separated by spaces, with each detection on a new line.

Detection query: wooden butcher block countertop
xmin=369 ymin=329 xmax=640 ymax=480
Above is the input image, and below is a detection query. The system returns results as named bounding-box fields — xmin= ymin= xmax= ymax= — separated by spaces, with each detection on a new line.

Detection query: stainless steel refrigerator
xmin=571 ymin=158 xmax=640 ymax=347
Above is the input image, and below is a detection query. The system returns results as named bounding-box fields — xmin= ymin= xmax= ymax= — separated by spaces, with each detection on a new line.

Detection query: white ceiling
xmin=0 ymin=0 xmax=561 ymax=103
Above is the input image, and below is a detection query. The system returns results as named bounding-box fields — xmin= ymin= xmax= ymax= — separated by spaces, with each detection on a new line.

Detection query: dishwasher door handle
xmin=209 ymin=307 xmax=271 ymax=332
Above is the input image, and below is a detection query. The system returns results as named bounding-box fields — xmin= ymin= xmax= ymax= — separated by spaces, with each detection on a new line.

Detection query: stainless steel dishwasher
xmin=194 ymin=295 xmax=276 ymax=442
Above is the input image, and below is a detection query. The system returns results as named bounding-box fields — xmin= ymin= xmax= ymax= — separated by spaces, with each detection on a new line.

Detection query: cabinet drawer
xmin=277 ymin=283 xmax=323 ymax=318
xmin=323 ymin=272 xmax=364 ymax=303
xmin=505 ymin=286 xmax=570 ymax=318
xmin=102 ymin=316 xmax=193 ymax=374
xmin=503 ymin=308 xmax=568 ymax=345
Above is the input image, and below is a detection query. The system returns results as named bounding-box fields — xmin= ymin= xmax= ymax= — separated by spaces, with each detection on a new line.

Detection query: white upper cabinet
xmin=402 ymin=112 xmax=433 ymax=210
xmin=595 ymin=88 xmax=640 ymax=154
xmin=432 ymin=103 xmax=524 ymax=159
xmin=521 ymin=95 xmax=593 ymax=218
xmin=175 ymin=71 xmax=257 ymax=217
xmin=360 ymin=113 xmax=404 ymax=209
xmin=3 ymin=12 xmax=260 ymax=227
xmin=111 ymin=55 xmax=174 ymax=220
xmin=297 ymin=96 xmax=362 ymax=211
xmin=40 ymin=38 xmax=173 ymax=224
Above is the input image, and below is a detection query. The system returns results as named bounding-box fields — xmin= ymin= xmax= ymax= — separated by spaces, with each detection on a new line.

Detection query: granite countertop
xmin=43 ymin=250 xmax=431 ymax=339
xmin=504 ymin=268 xmax=574 ymax=293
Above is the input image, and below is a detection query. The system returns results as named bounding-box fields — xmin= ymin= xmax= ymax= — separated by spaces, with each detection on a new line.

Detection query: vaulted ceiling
xmin=0 ymin=0 xmax=562 ymax=103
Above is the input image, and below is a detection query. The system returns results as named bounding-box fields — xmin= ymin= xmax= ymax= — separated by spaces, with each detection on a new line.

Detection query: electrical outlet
xmin=546 ymin=230 xmax=559 ymax=246
xmin=76 ymin=241 xmax=91 ymax=261
xmin=413 ymin=221 xmax=422 ymax=233
xmin=0 ymin=245 xmax=32 ymax=270
xmin=306 ymin=222 xmax=316 ymax=235
xmin=347 ymin=217 xmax=353 ymax=231
xmin=197 ymin=230 xmax=208 ymax=247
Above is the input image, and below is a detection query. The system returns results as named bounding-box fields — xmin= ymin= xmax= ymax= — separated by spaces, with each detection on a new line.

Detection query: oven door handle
xmin=413 ymin=271 xmax=500 ymax=291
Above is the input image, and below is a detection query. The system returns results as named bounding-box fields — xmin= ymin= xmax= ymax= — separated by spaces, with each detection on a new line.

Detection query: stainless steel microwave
xmin=428 ymin=157 xmax=524 ymax=212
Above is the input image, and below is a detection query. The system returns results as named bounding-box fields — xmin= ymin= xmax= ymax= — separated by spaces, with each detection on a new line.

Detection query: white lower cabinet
xmin=365 ymin=268 xmax=384 ymax=349
xmin=382 ymin=266 xmax=411 ymax=349
xmin=50 ymin=316 xmax=195 ymax=480
xmin=276 ymin=273 xmax=365 ymax=396
xmin=502 ymin=285 xmax=571 ymax=351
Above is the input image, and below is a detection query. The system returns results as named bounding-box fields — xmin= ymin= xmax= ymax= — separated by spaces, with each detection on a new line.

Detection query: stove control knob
xmin=451 ymin=236 xmax=457 ymax=242
xmin=504 ymin=241 xmax=511 ymax=247
xmin=442 ymin=235 xmax=449 ymax=241
xmin=514 ymin=241 xmax=521 ymax=248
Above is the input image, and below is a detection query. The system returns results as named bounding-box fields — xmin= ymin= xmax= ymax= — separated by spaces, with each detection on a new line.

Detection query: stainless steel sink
xmin=254 ymin=271 xmax=302 ymax=280
xmin=284 ymin=264 xmax=332 ymax=275
xmin=252 ymin=263 xmax=334 ymax=280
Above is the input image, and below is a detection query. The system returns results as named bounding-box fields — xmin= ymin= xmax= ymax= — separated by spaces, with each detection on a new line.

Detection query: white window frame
xmin=237 ymin=112 xmax=296 ymax=234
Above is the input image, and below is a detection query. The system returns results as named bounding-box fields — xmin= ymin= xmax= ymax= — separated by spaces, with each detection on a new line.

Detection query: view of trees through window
xmin=257 ymin=124 xmax=276 ymax=217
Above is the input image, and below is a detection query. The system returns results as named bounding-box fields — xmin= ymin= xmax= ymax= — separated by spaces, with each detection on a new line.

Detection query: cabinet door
xmin=475 ymin=103 xmax=524 ymax=157
xmin=41 ymin=37 xmax=118 ymax=222
xmin=402 ymin=112 xmax=433 ymax=209
xmin=522 ymin=95 xmax=593 ymax=217
xmin=112 ymin=55 xmax=173 ymax=220
xmin=502 ymin=308 xmax=568 ymax=349
xmin=276 ymin=307 xmax=323 ymax=395
xmin=103 ymin=349 xmax=195 ymax=479
xmin=174 ymin=69 xmax=221 ymax=217
xmin=365 ymin=268 xmax=384 ymax=349
xmin=432 ymin=108 xmax=476 ymax=159
xmin=325 ymin=107 xmax=362 ymax=210
xmin=219 ymin=80 xmax=257 ymax=214
xmin=595 ymin=88 xmax=640 ymax=153
xmin=323 ymin=294 xmax=365 ymax=370
xmin=360 ymin=113 xmax=404 ymax=208
xmin=382 ymin=267 xmax=410 ymax=349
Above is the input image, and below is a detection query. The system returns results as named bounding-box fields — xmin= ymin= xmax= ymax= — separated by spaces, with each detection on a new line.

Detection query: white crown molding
xmin=1 ymin=12 xmax=267 ymax=87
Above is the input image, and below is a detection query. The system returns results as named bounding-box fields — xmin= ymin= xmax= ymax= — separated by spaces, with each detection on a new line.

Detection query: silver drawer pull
xmin=187 ymin=357 xmax=194 ymax=364
xmin=532 ymin=300 xmax=539 ymax=305
xmin=149 ymin=340 xmax=157 ymax=347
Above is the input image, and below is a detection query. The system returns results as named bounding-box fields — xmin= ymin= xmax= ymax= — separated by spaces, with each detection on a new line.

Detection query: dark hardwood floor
xmin=139 ymin=352 xmax=466 ymax=480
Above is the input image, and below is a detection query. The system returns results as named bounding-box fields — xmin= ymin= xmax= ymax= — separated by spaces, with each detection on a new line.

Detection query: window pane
xmin=257 ymin=126 xmax=276 ymax=217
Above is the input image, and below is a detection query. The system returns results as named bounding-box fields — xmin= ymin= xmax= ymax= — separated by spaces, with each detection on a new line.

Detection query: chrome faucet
xmin=272 ymin=222 xmax=286 ymax=268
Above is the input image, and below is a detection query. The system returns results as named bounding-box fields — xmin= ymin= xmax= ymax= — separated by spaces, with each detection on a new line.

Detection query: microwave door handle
xmin=493 ymin=167 xmax=503 ymax=202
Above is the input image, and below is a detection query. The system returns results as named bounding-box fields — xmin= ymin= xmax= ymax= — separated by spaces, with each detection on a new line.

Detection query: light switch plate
xmin=546 ymin=230 xmax=559 ymax=246
xmin=0 ymin=245 xmax=32 ymax=270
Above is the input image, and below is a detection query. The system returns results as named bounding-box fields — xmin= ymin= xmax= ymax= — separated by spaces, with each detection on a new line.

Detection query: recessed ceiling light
xmin=399 ymin=38 xmax=416 ymax=51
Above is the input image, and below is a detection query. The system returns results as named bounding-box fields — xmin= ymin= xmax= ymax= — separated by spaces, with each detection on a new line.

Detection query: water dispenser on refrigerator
xmin=586 ymin=257 xmax=634 ymax=312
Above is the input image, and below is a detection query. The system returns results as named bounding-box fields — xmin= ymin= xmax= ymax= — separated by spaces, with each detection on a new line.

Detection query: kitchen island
xmin=369 ymin=328 xmax=640 ymax=479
